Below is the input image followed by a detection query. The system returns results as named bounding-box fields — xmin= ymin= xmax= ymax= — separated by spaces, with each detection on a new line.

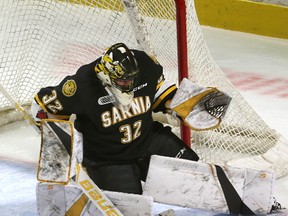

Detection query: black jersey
xmin=35 ymin=50 xmax=177 ymax=162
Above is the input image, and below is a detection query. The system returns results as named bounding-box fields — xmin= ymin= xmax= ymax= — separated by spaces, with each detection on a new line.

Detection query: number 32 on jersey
xmin=119 ymin=120 xmax=142 ymax=144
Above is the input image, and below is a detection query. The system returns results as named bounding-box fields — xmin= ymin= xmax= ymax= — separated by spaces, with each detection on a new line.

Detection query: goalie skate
xmin=157 ymin=209 xmax=175 ymax=216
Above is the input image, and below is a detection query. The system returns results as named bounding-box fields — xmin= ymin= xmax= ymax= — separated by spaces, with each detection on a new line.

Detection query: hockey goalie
xmin=31 ymin=43 xmax=280 ymax=215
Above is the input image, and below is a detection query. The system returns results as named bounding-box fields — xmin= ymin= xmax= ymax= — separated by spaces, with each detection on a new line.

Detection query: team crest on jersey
xmin=62 ymin=80 xmax=77 ymax=97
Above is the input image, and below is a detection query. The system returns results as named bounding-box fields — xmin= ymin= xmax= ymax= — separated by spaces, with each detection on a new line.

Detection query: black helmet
xmin=101 ymin=43 xmax=139 ymax=93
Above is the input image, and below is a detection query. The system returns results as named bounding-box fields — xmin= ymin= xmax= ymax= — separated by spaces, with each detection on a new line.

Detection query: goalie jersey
xmin=34 ymin=50 xmax=177 ymax=163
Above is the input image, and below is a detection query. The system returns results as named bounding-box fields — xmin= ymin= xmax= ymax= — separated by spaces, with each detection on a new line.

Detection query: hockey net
xmin=0 ymin=0 xmax=288 ymax=178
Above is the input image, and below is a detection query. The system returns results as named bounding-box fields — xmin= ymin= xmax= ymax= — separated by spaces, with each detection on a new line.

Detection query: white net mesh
xmin=1 ymin=0 xmax=288 ymax=177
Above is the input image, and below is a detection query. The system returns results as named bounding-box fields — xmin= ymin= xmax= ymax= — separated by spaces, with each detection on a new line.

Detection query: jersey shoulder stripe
xmin=152 ymin=84 xmax=177 ymax=111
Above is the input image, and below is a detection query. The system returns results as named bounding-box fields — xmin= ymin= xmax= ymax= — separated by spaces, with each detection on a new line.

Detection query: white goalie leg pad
xmin=143 ymin=155 xmax=275 ymax=215
xmin=37 ymin=183 xmax=67 ymax=216
xmin=37 ymin=182 xmax=154 ymax=216
xmin=37 ymin=181 xmax=98 ymax=216
xmin=104 ymin=191 xmax=153 ymax=216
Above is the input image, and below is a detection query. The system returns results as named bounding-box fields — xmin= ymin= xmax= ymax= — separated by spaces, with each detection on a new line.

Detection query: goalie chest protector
xmin=36 ymin=50 xmax=174 ymax=162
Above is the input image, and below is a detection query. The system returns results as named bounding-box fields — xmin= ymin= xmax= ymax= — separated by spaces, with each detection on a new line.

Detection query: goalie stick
xmin=0 ymin=82 xmax=40 ymax=132
xmin=0 ymin=82 xmax=124 ymax=216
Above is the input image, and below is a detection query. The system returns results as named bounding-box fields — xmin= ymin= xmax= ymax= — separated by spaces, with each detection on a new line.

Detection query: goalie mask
xmin=95 ymin=43 xmax=139 ymax=110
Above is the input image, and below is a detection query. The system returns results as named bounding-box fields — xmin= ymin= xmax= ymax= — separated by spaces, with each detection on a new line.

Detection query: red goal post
xmin=0 ymin=0 xmax=288 ymax=178
xmin=175 ymin=0 xmax=191 ymax=146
